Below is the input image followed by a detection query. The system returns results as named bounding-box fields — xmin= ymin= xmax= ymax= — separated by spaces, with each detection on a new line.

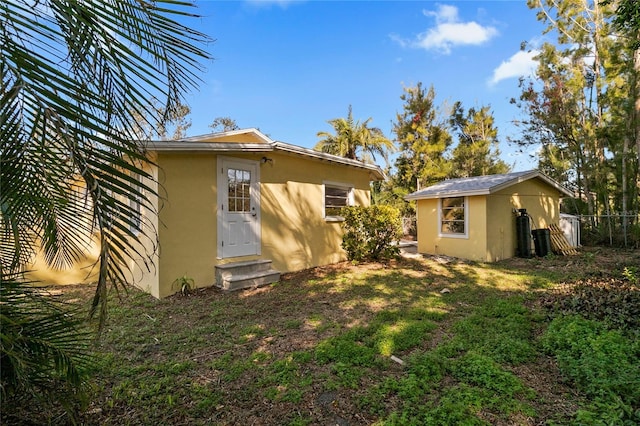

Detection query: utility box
xmin=559 ymin=214 xmax=580 ymax=247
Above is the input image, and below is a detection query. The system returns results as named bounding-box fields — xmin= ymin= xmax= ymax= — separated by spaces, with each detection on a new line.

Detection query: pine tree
xmin=384 ymin=83 xmax=452 ymax=219
xmin=392 ymin=83 xmax=452 ymax=192
xmin=449 ymin=102 xmax=510 ymax=177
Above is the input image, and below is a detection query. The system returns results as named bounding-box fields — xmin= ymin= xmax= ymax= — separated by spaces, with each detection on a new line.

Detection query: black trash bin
xmin=532 ymin=228 xmax=552 ymax=257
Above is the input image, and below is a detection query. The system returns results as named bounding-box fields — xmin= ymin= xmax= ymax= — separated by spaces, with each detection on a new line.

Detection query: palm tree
xmin=1 ymin=0 xmax=211 ymax=418
xmin=315 ymin=105 xmax=395 ymax=164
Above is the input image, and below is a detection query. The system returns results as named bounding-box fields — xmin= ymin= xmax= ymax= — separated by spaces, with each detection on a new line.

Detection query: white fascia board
xmin=405 ymin=189 xmax=490 ymax=201
xmin=178 ymin=128 xmax=274 ymax=144
xmin=272 ymin=141 xmax=385 ymax=180
xmin=488 ymin=171 xmax=574 ymax=197
xmin=146 ymin=142 xmax=274 ymax=153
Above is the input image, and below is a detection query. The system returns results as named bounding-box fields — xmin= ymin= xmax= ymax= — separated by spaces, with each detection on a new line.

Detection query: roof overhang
xmin=147 ymin=142 xmax=274 ymax=153
xmin=178 ymin=127 xmax=274 ymax=144
xmin=272 ymin=141 xmax=385 ymax=180
xmin=145 ymin=129 xmax=385 ymax=181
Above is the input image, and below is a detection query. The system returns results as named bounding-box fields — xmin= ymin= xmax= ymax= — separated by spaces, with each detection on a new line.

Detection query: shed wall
xmin=485 ymin=192 xmax=516 ymax=262
xmin=416 ymin=196 xmax=488 ymax=261
xmin=416 ymin=178 xmax=564 ymax=263
xmin=494 ymin=178 xmax=562 ymax=229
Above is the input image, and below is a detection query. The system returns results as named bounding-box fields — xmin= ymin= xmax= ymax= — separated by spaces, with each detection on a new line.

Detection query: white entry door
xmin=218 ymin=158 xmax=260 ymax=258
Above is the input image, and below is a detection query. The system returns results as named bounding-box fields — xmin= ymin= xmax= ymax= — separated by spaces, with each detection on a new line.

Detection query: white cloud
xmin=426 ymin=4 xmax=459 ymax=23
xmin=393 ymin=4 xmax=498 ymax=54
xmin=389 ymin=33 xmax=408 ymax=49
xmin=489 ymin=50 xmax=539 ymax=86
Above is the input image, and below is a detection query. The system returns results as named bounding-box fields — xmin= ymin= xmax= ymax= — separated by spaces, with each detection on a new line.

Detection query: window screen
xmin=325 ymin=185 xmax=350 ymax=218
xmin=440 ymin=197 xmax=465 ymax=234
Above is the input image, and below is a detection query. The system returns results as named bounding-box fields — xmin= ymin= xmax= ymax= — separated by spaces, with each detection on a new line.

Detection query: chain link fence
xmin=575 ymin=214 xmax=640 ymax=248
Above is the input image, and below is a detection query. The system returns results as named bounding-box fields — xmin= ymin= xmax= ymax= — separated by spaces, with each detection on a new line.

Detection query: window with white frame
xmin=324 ymin=183 xmax=353 ymax=220
xmin=439 ymin=196 xmax=467 ymax=237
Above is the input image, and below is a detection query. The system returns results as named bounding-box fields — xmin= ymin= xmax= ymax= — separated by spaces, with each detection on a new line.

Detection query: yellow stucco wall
xmin=416 ymin=177 xmax=563 ymax=262
xmin=260 ymin=153 xmax=372 ymax=273
xmin=25 ymin=232 xmax=101 ymax=286
xmin=129 ymin=160 xmax=161 ymax=298
xmin=486 ymin=178 xmax=562 ymax=261
xmin=23 ymin=175 xmax=100 ymax=285
xmin=205 ymin=133 xmax=267 ymax=143
xmin=155 ymin=152 xmax=219 ymax=298
xmin=154 ymin=150 xmax=374 ymax=297
xmin=484 ymin=191 xmax=515 ymax=262
xmin=22 ymin=145 xmax=375 ymax=298
xmin=416 ymin=196 xmax=488 ymax=261
xmin=24 ymin=161 xmax=159 ymax=291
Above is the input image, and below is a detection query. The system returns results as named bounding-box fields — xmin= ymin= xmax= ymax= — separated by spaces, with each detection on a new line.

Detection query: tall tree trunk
xmin=635 ymin=46 xmax=640 ymax=213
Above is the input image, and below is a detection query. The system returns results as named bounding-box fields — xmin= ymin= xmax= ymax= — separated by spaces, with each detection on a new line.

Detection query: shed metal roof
xmin=405 ymin=170 xmax=574 ymax=200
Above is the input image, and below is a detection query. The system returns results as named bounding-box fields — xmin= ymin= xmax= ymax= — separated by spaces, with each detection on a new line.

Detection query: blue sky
xmin=184 ymin=1 xmax=546 ymax=171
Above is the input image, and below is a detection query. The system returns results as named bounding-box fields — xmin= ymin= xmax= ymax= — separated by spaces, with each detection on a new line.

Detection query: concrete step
xmin=215 ymin=260 xmax=280 ymax=291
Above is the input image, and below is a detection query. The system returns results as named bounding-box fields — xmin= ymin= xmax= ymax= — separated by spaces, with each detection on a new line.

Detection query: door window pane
xmin=228 ymin=168 xmax=251 ymax=212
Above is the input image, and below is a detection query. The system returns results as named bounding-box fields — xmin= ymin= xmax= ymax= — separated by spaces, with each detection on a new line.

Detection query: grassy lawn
xmin=13 ymin=248 xmax=640 ymax=425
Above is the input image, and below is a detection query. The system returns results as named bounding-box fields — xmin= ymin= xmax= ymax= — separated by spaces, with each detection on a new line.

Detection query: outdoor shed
xmin=405 ymin=170 xmax=573 ymax=262
xmin=27 ymin=128 xmax=384 ymax=298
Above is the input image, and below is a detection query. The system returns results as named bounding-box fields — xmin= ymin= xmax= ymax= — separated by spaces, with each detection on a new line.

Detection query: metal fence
xmin=575 ymin=214 xmax=640 ymax=248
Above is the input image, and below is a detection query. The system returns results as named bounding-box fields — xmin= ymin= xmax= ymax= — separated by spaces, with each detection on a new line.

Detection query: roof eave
xmin=406 ymin=170 xmax=574 ymax=200
xmin=147 ymin=142 xmax=274 ymax=152
xmin=487 ymin=171 xmax=574 ymax=197
xmin=145 ymin=140 xmax=385 ymax=181
xmin=273 ymin=141 xmax=386 ymax=181
xmin=178 ymin=128 xmax=274 ymax=144
xmin=405 ymin=189 xmax=490 ymax=201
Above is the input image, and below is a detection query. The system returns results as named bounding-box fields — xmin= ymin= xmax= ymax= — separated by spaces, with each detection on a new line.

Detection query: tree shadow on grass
xmin=32 ymin=252 xmax=607 ymax=426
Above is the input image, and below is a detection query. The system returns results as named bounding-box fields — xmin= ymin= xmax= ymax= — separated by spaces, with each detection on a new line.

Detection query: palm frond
xmin=0 ymin=275 xmax=94 ymax=411
xmin=1 ymin=0 xmax=212 ymax=323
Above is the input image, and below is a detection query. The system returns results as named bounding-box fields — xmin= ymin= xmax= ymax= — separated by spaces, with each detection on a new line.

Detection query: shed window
xmin=324 ymin=183 xmax=353 ymax=220
xmin=440 ymin=196 xmax=467 ymax=237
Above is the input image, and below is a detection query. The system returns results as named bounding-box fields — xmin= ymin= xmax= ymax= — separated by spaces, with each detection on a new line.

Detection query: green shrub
xmin=544 ymin=278 xmax=640 ymax=330
xmin=541 ymin=315 xmax=640 ymax=423
xmin=315 ymin=329 xmax=378 ymax=366
xmin=341 ymin=205 xmax=403 ymax=261
xmin=449 ymin=352 xmax=530 ymax=398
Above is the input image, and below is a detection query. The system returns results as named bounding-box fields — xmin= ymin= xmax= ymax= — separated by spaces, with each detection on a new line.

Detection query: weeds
xmin=543 ymin=277 xmax=640 ymax=330
xmin=541 ymin=315 xmax=640 ymax=424
xmin=18 ymin=250 xmax=639 ymax=425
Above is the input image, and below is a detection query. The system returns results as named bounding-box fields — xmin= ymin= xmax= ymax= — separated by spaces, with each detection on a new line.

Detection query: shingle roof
xmin=405 ymin=170 xmax=573 ymax=200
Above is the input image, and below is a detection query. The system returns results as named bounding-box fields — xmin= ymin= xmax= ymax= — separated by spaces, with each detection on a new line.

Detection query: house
xmin=405 ymin=170 xmax=573 ymax=262
xmin=27 ymin=128 xmax=384 ymax=298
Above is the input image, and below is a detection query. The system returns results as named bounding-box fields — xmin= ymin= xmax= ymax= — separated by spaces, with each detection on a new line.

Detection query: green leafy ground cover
xmin=5 ymin=248 xmax=639 ymax=425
